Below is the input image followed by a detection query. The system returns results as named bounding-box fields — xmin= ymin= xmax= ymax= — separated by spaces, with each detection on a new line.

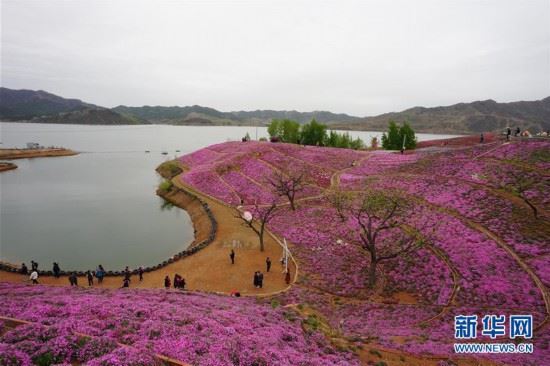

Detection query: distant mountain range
xmin=0 ymin=88 xmax=142 ymax=125
xmin=334 ymin=98 xmax=550 ymax=134
xmin=0 ymin=88 xmax=95 ymax=120
xmin=1 ymin=87 xmax=549 ymax=134
xmin=111 ymin=105 xmax=360 ymax=125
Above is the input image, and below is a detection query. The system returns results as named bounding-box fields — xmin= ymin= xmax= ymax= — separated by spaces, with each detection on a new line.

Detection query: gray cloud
xmin=2 ymin=0 xmax=549 ymax=115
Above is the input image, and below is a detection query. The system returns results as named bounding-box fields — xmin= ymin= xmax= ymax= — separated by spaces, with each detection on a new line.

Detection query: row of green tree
xmin=267 ymin=119 xmax=365 ymax=149
xmin=381 ymin=121 xmax=417 ymax=150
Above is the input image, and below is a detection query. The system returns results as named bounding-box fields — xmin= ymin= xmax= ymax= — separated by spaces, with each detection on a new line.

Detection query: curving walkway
xmin=0 ymin=179 xmax=296 ymax=296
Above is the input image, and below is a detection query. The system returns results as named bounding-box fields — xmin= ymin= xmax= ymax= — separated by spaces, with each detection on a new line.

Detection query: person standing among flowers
xmin=285 ymin=270 xmax=291 ymax=285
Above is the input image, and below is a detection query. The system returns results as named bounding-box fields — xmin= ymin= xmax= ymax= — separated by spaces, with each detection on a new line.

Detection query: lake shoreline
xmin=0 ymin=147 xmax=78 ymax=160
xmin=0 ymin=159 xmax=294 ymax=295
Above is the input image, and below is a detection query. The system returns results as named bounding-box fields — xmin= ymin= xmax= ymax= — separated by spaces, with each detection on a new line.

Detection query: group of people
xmin=229 ymin=250 xmax=291 ymax=290
xmin=20 ymin=260 xmax=139 ymax=288
xmin=164 ymin=273 xmax=186 ymax=289
xmin=20 ymin=249 xmax=293 ymax=293
xmin=253 ymin=271 xmax=264 ymax=288
xmin=21 ymin=261 xmax=41 ymax=285
xmin=505 ymin=127 xmax=521 ymax=141
xmin=20 ymin=260 xmax=39 ymax=275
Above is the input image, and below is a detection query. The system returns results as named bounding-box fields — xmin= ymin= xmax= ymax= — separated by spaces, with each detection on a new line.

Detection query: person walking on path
xmin=164 ymin=275 xmax=171 ymax=289
xmin=266 ymin=257 xmax=272 ymax=272
xmin=285 ymin=270 xmax=291 ymax=285
xmin=53 ymin=262 xmax=61 ymax=278
xmin=20 ymin=263 xmax=28 ymax=275
xmin=254 ymin=271 xmax=260 ymax=288
xmin=87 ymin=270 xmax=94 ymax=286
xmin=69 ymin=272 xmax=78 ymax=286
xmin=96 ymin=265 xmax=105 ymax=284
xmin=124 ymin=266 xmax=131 ymax=281
xmin=29 ymin=270 xmax=39 ymax=284
xmin=258 ymin=271 xmax=264 ymax=289
xmin=122 ymin=277 xmax=130 ymax=288
xmin=230 ymin=249 xmax=235 ymax=264
xmin=138 ymin=267 xmax=144 ymax=281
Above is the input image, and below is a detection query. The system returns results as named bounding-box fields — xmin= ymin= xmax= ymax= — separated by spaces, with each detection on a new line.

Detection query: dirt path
xmin=329 ymin=153 xmax=372 ymax=189
xmin=410 ymin=196 xmax=550 ymax=330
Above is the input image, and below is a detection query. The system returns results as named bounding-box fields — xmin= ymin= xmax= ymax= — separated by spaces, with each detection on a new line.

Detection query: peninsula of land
xmin=0 ymin=147 xmax=78 ymax=160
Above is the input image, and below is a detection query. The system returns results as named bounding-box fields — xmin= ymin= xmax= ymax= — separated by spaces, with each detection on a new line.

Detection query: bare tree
xmin=236 ymin=202 xmax=278 ymax=252
xmin=267 ymin=167 xmax=306 ymax=211
xmin=344 ymin=189 xmax=424 ymax=287
xmin=327 ymin=188 xmax=352 ymax=222
xmin=497 ymin=169 xmax=540 ymax=219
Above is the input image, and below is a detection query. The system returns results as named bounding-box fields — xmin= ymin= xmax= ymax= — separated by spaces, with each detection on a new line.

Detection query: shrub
xmin=158 ymin=180 xmax=173 ymax=192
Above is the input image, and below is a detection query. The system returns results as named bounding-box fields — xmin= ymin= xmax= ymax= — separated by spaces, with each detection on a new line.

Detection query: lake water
xmin=0 ymin=122 xmax=459 ymax=271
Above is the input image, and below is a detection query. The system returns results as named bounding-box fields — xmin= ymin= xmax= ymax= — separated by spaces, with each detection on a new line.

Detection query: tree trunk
xmin=521 ymin=196 xmax=538 ymax=219
xmin=259 ymin=227 xmax=265 ymax=252
xmin=368 ymin=251 xmax=378 ymax=288
xmin=287 ymin=192 xmax=295 ymax=211
xmin=368 ymin=262 xmax=377 ymax=288
xmin=338 ymin=211 xmax=346 ymax=222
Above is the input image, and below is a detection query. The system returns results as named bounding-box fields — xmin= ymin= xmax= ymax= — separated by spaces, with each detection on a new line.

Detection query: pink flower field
xmin=2 ymin=138 xmax=549 ymax=365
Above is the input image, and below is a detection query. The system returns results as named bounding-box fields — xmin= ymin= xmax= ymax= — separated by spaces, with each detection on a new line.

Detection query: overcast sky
xmin=1 ymin=0 xmax=549 ymax=116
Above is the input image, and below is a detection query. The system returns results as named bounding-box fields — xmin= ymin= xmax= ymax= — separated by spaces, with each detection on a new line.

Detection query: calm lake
xmin=0 ymin=122 xmax=459 ymax=271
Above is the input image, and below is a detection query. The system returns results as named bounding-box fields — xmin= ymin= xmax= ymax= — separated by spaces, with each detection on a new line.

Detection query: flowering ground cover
xmin=2 ymin=138 xmax=549 ymax=365
xmin=176 ymin=139 xmax=550 ymax=365
xmin=0 ymin=283 xmax=358 ymax=366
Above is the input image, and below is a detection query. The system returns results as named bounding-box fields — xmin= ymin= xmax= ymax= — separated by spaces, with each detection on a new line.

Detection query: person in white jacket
xmin=29 ymin=270 xmax=39 ymax=284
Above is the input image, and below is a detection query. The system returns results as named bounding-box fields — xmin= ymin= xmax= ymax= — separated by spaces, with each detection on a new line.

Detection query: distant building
xmin=26 ymin=142 xmax=41 ymax=149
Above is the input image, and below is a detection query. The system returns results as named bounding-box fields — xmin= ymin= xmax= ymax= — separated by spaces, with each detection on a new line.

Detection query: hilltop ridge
xmin=1 ymin=87 xmax=549 ymax=133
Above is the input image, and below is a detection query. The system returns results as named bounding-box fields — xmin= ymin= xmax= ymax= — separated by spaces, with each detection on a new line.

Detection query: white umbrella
xmin=242 ymin=211 xmax=253 ymax=222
